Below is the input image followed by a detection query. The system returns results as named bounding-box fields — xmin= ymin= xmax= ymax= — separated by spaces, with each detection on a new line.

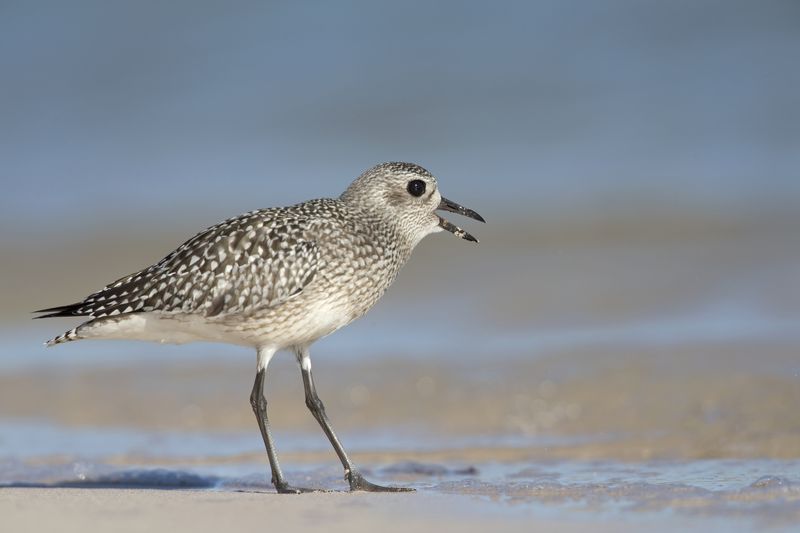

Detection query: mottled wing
xmin=38 ymin=209 xmax=319 ymax=319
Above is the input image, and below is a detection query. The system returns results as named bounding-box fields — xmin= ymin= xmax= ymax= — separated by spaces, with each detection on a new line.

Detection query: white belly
xmin=79 ymin=313 xmax=251 ymax=346
xmin=78 ymin=297 xmax=354 ymax=349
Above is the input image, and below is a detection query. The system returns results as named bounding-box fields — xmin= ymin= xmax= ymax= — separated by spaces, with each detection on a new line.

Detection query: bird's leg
xmin=296 ymin=348 xmax=414 ymax=492
xmin=249 ymin=368 xmax=315 ymax=494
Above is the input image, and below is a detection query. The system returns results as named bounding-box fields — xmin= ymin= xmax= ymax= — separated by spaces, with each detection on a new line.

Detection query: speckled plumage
xmin=36 ymin=161 xmax=484 ymax=493
xmin=38 ymin=162 xmax=479 ymax=355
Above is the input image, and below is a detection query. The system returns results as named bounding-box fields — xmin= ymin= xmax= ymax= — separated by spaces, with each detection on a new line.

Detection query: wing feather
xmin=36 ymin=208 xmax=320 ymax=319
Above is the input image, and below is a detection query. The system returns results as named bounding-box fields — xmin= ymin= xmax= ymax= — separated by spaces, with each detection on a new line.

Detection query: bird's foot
xmin=347 ymin=470 xmax=414 ymax=492
xmin=274 ymin=480 xmax=321 ymax=494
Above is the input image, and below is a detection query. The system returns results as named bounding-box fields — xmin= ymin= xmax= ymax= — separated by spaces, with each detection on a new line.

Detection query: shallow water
xmin=2 ymin=420 xmax=799 ymax=531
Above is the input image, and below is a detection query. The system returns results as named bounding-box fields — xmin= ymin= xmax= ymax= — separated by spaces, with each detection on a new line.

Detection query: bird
xmin=35 ymin=161 xmax=484 ymax=493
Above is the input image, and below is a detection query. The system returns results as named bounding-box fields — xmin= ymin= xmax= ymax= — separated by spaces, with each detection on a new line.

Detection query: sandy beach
xmin=2 ymin=343 xmax=800 ymax=532
xmin=3 ymin=212 xmax=800 ymax=532
xmin=5 ymin=487 xmax=656 ymax=533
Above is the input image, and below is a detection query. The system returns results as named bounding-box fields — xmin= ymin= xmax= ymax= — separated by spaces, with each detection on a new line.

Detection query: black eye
xmin=407 ymin=179 xmax=426 ymax=197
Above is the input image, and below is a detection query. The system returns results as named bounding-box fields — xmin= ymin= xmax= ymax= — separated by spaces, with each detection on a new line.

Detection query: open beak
xmin=437 ymin=196 xmax=486 ymax=243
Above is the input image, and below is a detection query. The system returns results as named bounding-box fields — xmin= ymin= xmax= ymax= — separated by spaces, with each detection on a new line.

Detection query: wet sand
xmin=2 ymin=210 xmax=799 ymax=531
xmin=3 ymin=460 xmax=799 ymax=532
xmin=2 ymin=342 xmax=798 ymax=460
xmin=2 ymin=487 xmax=637 ymax=533
xmin=2 ymin=345 xmax=799 ymax=532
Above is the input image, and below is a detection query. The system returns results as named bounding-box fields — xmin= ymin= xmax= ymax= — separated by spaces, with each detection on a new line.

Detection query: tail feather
xmin=33 ymin=303 xmax=86 ymax=319
xmin=45 ymin=326 xmax=82 ymax=347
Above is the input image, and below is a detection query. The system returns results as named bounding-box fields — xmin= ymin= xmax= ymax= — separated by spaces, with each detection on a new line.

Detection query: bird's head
xmin=341 ymin=162 xmax=485 ymax=248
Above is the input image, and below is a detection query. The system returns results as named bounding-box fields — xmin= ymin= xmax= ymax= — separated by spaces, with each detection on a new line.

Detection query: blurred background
xmin=1 ymin=0 xmax=799 ymax=490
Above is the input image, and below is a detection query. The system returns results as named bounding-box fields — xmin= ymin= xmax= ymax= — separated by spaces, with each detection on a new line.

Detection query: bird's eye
xmin=407 ymin=179 xmax=426 ymax=197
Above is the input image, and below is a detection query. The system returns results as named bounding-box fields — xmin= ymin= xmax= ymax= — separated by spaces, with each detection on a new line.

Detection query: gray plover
xmin=35 ymin=162 xmax=484 ymax=493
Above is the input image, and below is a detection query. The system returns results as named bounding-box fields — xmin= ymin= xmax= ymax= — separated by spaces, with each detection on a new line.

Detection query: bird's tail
xmin=45 ymin=326 xmax=82 ymax=347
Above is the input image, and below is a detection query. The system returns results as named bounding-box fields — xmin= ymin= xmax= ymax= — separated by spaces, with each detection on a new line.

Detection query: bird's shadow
xmin=0 ymin=468 xmax=222 ymax=491
xmin=1 ymin=462 xmax=470 ymax=492
xmin=0 ymin=467 xmax=355 ymax=493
